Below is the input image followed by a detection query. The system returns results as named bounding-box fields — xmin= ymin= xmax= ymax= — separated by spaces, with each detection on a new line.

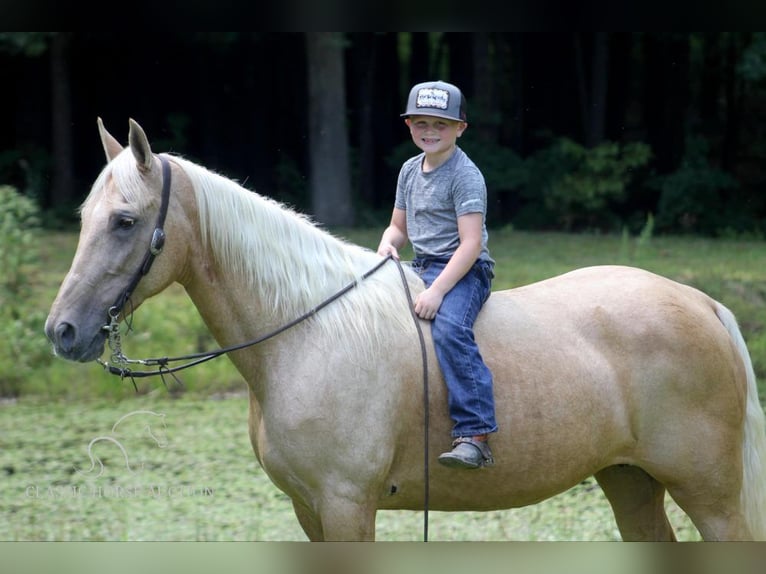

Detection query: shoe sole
xmin=437 ymin=454 xmax=482 ymax=470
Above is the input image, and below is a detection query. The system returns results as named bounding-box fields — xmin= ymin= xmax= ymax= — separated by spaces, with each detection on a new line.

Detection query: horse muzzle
xmin=44 ymin=315 xmax=108 ymax=363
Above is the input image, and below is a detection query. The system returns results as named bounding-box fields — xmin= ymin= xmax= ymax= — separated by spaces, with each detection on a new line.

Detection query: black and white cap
xmin=401 ymin=80 xmax=467 ymax=122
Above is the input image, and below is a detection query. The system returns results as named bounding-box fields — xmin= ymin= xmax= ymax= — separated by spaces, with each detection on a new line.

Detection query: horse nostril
xmin=54 ymin=322 xmax=76 ymax=353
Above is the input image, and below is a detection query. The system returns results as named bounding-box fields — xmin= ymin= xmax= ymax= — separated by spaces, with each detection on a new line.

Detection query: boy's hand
xmin=377 ymin=243 xmax=400 ymax=260
xmin=414 ymin=287 xmax=444 ymax=320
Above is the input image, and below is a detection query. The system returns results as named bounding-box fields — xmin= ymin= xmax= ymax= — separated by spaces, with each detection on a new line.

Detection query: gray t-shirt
xmin=394 ymin=146 xmax=493 ymax=265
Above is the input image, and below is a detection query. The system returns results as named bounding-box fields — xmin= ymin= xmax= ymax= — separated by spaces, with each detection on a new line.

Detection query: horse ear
xmin=97 ymin=117 xmax=123 ymax=162
xmin=128 ymin=118 xmax=154 ymax=172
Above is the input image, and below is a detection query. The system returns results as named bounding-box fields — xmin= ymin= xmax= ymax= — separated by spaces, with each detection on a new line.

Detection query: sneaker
xmin=437 ymin=436 xmax=494 ymax=469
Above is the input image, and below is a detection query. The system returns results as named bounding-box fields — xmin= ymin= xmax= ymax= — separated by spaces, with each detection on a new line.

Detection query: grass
xmin=0 ymin=395 xmax=702 ymax=541
xmin=3 ymin=227 xmax=766 ymax=540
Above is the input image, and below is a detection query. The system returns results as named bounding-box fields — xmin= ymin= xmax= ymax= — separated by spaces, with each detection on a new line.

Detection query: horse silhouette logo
xmin=75 ymin=410 xmax=168 ymax=478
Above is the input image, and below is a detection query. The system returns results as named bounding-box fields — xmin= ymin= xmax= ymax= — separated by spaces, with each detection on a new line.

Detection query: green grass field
xmin=2 ymin=228 xmax=765 ymax=540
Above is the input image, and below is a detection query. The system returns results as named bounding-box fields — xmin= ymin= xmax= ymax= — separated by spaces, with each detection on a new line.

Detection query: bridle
xmin=95 ymin=153 xmax=432 ymax=541
xmin=104 ymin=155 xmax=171 ymax=328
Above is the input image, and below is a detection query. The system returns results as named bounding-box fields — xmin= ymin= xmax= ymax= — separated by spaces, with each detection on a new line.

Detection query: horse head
xmin=45 ymin=119 xmax=192 ymax=362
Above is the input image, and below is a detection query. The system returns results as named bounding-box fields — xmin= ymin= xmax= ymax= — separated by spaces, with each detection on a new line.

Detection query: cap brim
xmin=400 ymin=111 xmax=465 ymax=121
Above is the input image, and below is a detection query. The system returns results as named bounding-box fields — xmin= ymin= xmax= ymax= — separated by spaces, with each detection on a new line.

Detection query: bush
xmin=0 ymin=186 xmax=50 ymax=397
xmin=650 ymin=136 xmax=739 ymax=235
xmin=459 ymin=138 xmax=528 ymax=227
xmin=385 ymin=133 xmax=653 ymax=232
xmin=519 ymin=137 xmax=652 ymax=231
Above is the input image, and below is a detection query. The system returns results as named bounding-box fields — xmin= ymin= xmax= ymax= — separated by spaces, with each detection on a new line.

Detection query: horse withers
xmin=45 ymin=118 xmax=766 ymax=540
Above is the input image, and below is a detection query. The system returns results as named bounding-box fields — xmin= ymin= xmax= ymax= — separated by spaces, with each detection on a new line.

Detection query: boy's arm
xmin=413 ymin=212 xmax=483 ymax=320
xmin=377 ymin=207 xmax=408 ymax=259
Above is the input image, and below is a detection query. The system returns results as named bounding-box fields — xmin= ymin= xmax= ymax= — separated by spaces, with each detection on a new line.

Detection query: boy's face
xmin=405 ymin=115 xmax=467 ymax=155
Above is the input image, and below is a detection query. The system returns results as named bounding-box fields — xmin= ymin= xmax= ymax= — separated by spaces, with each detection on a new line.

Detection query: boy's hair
xmin=401 ymin=80 xmax=467 ymax=122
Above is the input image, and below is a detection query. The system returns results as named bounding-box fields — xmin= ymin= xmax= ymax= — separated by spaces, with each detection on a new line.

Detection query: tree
xmin=50 ymin=33 xmax=74 ymax=210
xmin=642 ymin=33 xmax=690 ymax=173
xmin=574 ymin=32 xmax=609 ymax=148
xmin=305 ymin=32 xmax=354 ymax=226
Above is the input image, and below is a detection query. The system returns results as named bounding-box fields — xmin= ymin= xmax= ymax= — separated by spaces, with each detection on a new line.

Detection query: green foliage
xmin=637 ymin=212 xmax=655 ymax=248
xmin=381 ymin=127 xmax=756 ymax=236
xmin=0 ymin=186 xmax=50 ymax=397
xmin=0 ymin=145 xmax=50 ymax=205
xmin=521 ymin=138 xmax=652 ymax=231
xmin=0 ymin=186 xmax=40 ymax=294
xmin=0 ymin=32 xmax=52 ymax=56
xmin=619 ymin=212 xmax=655 ymax=263
xmin=386 ymin=134 xmax=654 ymax=232
xmin=458 ymin=137 xmax=528 ymax=226
xmin=650 ymin=136 xmax=739 ymax=235
xmin=739 ymin=32 xmax=766 ymax=82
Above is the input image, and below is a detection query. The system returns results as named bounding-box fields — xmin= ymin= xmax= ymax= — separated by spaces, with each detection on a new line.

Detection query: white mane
xmin=167 ymin=154 xmax=421 ymax=348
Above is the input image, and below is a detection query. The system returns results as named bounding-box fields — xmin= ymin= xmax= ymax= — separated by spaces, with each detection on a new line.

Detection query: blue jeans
xmin=412 ymin=258 xmax=498 ymax=438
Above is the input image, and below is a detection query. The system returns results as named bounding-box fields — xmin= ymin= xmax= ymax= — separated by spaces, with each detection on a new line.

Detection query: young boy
xmin=377 ymin=80 xmax=497 ymax=469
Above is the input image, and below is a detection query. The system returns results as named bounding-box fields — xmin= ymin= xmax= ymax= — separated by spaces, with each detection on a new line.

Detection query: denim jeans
xmin=412 ymin=258 xmax=498 ymax=438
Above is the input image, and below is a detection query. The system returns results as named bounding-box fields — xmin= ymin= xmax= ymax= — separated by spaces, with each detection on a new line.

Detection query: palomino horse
xmin=46 ymin=119 xmax=766 ymax=541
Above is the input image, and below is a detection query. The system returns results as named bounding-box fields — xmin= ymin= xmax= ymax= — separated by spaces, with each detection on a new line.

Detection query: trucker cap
xmin=400 ymin=80 xmax=467 ymax=122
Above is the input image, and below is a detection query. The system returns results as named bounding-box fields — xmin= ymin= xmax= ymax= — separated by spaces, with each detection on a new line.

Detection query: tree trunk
xmin=722 ymin=33 xmax=746 ymax=172
xmin=495 ymin=33 xmax=524 ymax=152
xmin=605 ymin=33 xmax=631 ymax=143
xmin=349 ymin=33 xmax=377 ymax=207
xmin=575 ymin=32 xmax=609 ymax=148
xmin=471 ymin=32 xmax=497 ymax=143
xmin=305 ymin=32 xmax=354 ymax=226
xmin=50 ymin=32 xmax=74 ymax=209
xmin=409 ymin=32 xmax=429 ymax=85
xmin=589 ymin=32 xmax=609 ymax=147
xmin=643 ymin=33 xmax=690 ymax=173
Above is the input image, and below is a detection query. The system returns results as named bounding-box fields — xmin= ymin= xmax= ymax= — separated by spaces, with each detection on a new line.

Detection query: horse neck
xmin=177 ymin=158 xmax=372 ymax=343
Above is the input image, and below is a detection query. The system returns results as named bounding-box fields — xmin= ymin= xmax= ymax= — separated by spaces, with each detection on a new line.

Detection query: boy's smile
xmin=405 ymin=115 xmax=467 ymax=168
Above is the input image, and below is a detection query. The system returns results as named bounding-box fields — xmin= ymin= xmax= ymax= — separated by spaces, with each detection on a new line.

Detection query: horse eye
xmin=116 ymin=216 xmax=136 ymax=229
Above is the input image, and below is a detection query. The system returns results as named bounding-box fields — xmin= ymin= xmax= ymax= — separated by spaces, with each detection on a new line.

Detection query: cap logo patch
xmin=416 ymin=87 xmax=449 ymax=111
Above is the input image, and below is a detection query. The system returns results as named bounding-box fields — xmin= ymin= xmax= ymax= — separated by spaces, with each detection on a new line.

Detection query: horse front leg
xmin=317 ymin=497 xmax=377 ymax=541
xmin=292 ymin=495 xmax=377 ymax=541
xmin=291 ymin=499 xmax=324 ymax=541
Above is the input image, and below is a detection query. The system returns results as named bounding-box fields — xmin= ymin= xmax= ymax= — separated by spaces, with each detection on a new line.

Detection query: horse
xmin=45 ymin=118 xmax=766 ymax=541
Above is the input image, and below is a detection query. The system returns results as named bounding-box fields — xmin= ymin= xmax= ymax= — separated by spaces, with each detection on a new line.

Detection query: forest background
xmin=2 ymin=32 xmax=766 ymax=236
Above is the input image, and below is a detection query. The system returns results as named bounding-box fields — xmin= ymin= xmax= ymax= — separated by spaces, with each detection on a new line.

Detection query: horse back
xmin=478 ymin=264 xmax=744 ymax=411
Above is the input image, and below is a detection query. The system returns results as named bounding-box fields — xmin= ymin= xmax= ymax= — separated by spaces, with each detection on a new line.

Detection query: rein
xmin=100 ymin=253 xmax=395 ymax=381
xmin=95 ymin=156 xmax=432 ymax=541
